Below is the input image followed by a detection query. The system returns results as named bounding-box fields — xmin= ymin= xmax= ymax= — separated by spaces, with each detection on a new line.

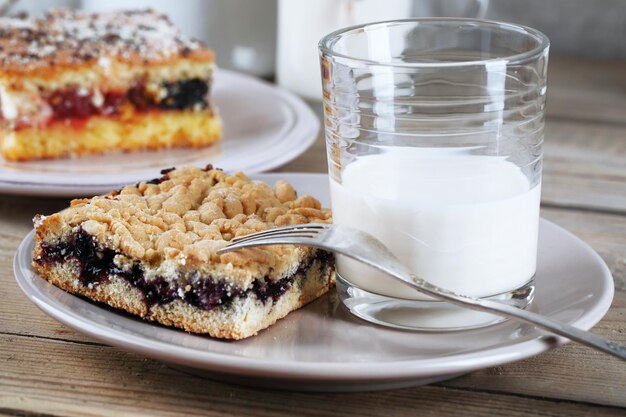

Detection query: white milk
xmin=330 ymin=150 xmax=541 ymax=299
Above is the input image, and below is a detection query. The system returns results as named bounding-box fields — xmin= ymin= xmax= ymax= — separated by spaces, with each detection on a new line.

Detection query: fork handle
xmin=481 ymin=298 xmax=626 ymax=359
xmin=402 ymin=274 xmax=626 ymax=361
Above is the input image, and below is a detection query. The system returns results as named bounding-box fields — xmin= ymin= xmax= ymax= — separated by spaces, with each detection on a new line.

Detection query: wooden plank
xmin=546 ymin=56 xmax=626 ymax=125
xmin=1 ymin=288 xmax=624 ymax=409
xmin=1 ymin=334 xmax=625 ymax=417
xmin=541 ymin=207 xmax=626 ymax=290
xmin=0 ymin=194 xmax=97 ymax=344
xmin=275 ymin=127 xmax=326 ymax=174
xmin=542 ymin=120 xmax=626 ymax=213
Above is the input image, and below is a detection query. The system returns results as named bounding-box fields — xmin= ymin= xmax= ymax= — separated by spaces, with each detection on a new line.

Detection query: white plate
xmin=14 ymin=173 xmax=614 ymax=392
xmin=0 ymin=71 xmax=319 ymax=197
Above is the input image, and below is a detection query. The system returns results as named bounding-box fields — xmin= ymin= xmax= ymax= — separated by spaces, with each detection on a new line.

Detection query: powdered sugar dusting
xmin=0 ymin=8 xmax=207 ymax=70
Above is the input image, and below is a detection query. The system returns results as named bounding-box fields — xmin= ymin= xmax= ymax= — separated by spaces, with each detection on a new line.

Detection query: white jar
xmin=276 ymin=0 xmax=412 ymax=100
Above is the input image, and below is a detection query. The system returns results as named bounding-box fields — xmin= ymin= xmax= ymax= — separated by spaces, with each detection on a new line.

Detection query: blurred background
xmin=3 ymin=0 xmax=626 ymax=100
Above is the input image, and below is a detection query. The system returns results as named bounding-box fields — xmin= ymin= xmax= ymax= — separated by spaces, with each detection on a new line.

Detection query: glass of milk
xmin=319 ymin=20 xmax=549 ymax=330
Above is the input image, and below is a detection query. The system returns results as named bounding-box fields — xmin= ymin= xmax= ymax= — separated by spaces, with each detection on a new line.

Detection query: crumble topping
xmin=39 ymin=166 xmax=331 ymax=276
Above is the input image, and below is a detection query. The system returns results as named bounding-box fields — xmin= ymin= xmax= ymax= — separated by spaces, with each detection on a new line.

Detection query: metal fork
xmin=217 ymin=223 xmax=626 ymax=360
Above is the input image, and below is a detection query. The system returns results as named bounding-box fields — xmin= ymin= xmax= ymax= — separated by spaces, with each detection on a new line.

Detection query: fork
xmin=217 ymin=223 xmax=626 ymax=360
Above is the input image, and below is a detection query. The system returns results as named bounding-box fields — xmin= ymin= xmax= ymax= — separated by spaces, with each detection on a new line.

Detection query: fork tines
xmin=230 ymin=223 xmax=328 ymax=244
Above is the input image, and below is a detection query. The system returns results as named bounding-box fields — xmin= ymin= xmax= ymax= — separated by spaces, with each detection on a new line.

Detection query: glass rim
xmin=318 ymin=18 xmax=550 ymax=68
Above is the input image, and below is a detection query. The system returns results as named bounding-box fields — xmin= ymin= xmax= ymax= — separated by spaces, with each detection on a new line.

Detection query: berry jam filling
xmin=44 ymin=78 xmax=210 ymax=122
xmin=37 ymin=229 xmax=325 ymax=311
xmin=48 ymin=90 xmax=125 ymax=119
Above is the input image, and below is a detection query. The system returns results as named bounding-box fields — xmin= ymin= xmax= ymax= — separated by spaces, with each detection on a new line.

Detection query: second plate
xmin=0 ymin=71 xmax=319 ymax=196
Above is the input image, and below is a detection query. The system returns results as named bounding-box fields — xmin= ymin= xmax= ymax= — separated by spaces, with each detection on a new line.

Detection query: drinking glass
xmin=319 ymin=19 xmax=549 ymax=330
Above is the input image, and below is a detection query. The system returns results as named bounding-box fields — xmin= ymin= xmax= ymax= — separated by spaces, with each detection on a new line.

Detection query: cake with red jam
xmin=32 ymin=166 xmax=335 ymax=339
xmin=0 ymin=9 xmax=221 ymax=161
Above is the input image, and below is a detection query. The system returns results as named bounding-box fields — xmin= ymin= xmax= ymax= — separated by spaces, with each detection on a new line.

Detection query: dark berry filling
xmin=183 ymin=275 xmax=242 ymax=310
xmin=158 ymin=79 xmax=209 ymax=110
xmin=37 ymin=229 xmax=326 ymax=311
xmin=42 ymin=78 xmax=210 ymax=123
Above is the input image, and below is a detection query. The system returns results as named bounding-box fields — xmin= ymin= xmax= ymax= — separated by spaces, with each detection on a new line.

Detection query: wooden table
xmin=1 ymin=56 xmax=625 ymax=416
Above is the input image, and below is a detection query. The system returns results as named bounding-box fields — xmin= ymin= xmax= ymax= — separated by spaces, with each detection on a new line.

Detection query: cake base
xmin=1 ymin=111 xmax=221 ymax=161
xmin=37 ymin=255 xmax=334 ymax=340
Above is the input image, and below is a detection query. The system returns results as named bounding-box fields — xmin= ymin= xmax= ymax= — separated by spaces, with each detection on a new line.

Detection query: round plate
xmin=0 ymin=71 xmax=319 ymax=197
xmin=14 ymin=173 xmax=614 ymax=392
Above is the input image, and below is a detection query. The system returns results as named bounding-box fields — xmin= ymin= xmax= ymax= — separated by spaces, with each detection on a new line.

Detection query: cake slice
xmin=32 ymin=166 xmax=335 ymax=339
xmin=0 ymin=9 xmax=220 ymax=161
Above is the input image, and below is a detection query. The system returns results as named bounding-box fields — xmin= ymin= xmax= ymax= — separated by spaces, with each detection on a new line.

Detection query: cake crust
xmin=33 ymin=167 xmax=335 ymax=339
